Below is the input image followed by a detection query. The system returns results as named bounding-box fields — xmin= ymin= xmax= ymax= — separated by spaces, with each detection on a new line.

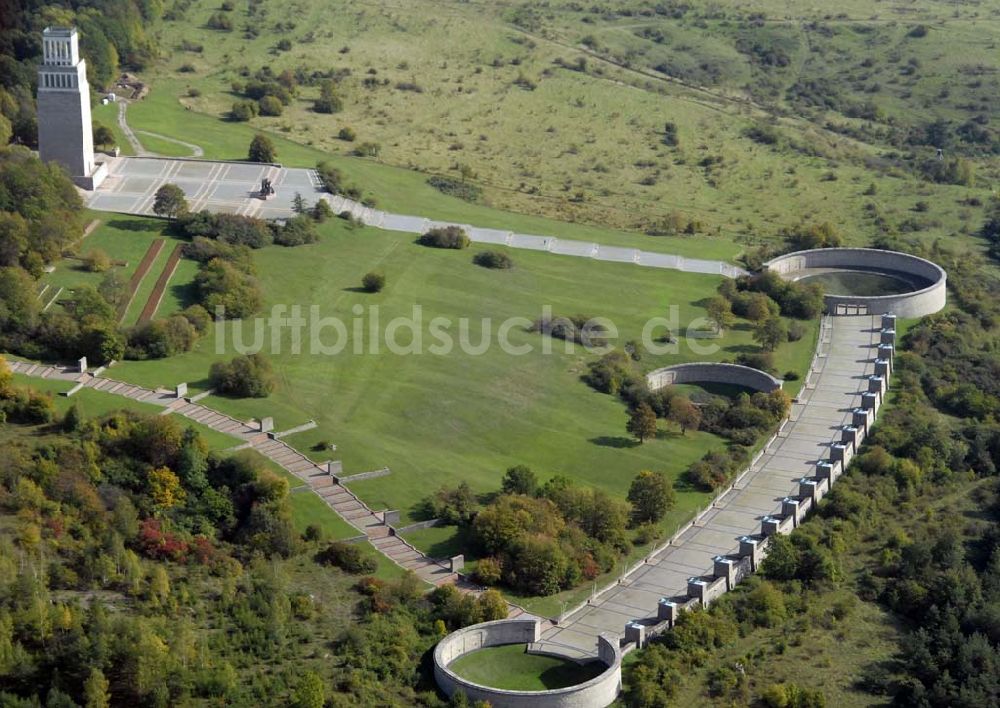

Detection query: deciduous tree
xmin=627 ymin=470 xmax=675 ymax=524
xmin=152 ymin=183 xmax=188 ymax=219
xmin=627 ymin=402 xmax=658 ymax=443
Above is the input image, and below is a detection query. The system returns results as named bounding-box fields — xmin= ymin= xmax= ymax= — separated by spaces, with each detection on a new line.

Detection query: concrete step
xmin=342 ymin=508 xmax=373 ymax=520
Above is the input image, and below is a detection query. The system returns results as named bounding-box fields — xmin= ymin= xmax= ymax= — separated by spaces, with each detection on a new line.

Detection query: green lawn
xmin=448 ymin=644 xmax=606 ymax=691
xmin=102 ymin=218 xmax=812 ymax=528
xmin=289 ymin=491 xmax=362 ymax=540
xmin=133 ymin=130 xmax=199 ymax=157
xmin=91 ymin=101 xmax=134 ymax=156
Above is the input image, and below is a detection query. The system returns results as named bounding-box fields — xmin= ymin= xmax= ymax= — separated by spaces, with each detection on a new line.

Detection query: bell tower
xmin=37 ymin=27 xmax=104 ymax=188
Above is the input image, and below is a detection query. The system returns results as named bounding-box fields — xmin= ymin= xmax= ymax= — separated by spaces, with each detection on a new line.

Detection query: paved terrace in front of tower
xmin=84 ymin=156 xmax=745 ymax=277
xmin=87 ymin=156 xmax=320 ymax=219
xmin=533 ymin=315 xmax=877 ymax=659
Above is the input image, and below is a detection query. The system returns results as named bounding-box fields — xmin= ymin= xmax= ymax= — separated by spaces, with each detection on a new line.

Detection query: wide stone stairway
xmin=533 ymin=315 xmax=882 ymax=659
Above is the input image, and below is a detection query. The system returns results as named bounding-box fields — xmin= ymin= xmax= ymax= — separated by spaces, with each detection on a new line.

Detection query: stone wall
xmin=645 ymin=362 xmax=783 ymax=393
xmin=764 ymin=248 xmax=946 ymax=318
xmin=433 ymin=619 xmax=622 ymax=708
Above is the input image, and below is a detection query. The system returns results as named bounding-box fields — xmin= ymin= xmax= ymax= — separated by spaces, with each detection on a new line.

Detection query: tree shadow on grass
xmin=188 ymin=376 xmax=212 ymax=390
xmin=107 ymin=218 xmax=164 ymax=233
xmin=422 ymin=526 xmax=471 ymax=560
xmin=654 ymin=428 xmax=683 ymax=441
xmin=590 ymin=436 xmax=640 ymax=449
xmin=341 ymin=286 xmax=370 ymax=293
xmin=167 ymin=280 xmax=199 ymax=311
xmin=724 ymin=344 xmax=759 ymax=354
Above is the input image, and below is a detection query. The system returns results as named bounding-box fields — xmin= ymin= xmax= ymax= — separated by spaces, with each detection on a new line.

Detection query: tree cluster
xmin=425 ymin=466 xmax=675 ymax=596
xmin=209 ymin=353 xmax=276 ymax=398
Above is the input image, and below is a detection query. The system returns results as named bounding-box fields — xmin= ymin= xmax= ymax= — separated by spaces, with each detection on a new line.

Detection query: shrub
xmin=83 ymin=249 xmax=111 ymax=273
xmin=207 ymin=11 xmax=232 ymax=30
xmin=257 ymin=95 xmax=283 ymax=116
xmin=315 ymin=162 xmax=345 ymax=194
xmin=337 ymin=127 xmax=357 ymax=141
xmin=273 ymin=215 xmax=319 ymax=246
xmin=230 ymin=100 xmax=258 ymax=122
xmin=473 ymin=250 xmax=513 ymax=269
xmin=316 ymin=541 xmax=378 ymax=574
xmin=311 ymin=199 xmax=334 ymax=222
xmin=744 ymin=123 xmax=783 ymax=145
xmin=475 ymin=557 xmax=502 ymax=585
xmin=179 ymin=304 xmax=211 ymax=334
xmin=787 ymin=321 xmax=807 ymax=342
xmin=784 ymin=370 xmax=800 ymax=381
xmin=427 ymin=176 xmax=482 ymax=202
xmin=417 ymin=226 xmax=470 ymax=249
xmin=361 ymin=271 xmax=385 ymax=293
xmin=314 ymin=80 xmax=343 ymax=114
xmin=209 ymin=353 xmax=275 ymax=397
xmin=533 ymin=314 xmax=608 ymax=348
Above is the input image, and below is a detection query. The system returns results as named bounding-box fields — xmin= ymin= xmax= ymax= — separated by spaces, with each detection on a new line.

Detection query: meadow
xmin=126 ymin=0 xmax=997 ymax=263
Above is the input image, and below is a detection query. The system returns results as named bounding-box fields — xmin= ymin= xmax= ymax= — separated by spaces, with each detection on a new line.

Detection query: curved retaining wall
xmin=433 ymin=618 xmax=622 ymax=708
xmin=764 ymin=248 xmax=946 ymax=318
xmin=646 ymin=362 xmax=783 ymax=393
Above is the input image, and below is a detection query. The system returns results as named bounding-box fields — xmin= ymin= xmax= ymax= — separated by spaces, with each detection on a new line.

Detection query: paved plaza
xmin=84 ymin=156 xmax=744 ymax=277
xmin=86 ymin=156 xmax=323 ymax=219
xmin=535 ymin=315 xmax=878 ymax=658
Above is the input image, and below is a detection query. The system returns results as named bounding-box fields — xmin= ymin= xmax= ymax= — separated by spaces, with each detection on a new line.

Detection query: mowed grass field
xmin=98 ymin=217 xmax=816 ymax=527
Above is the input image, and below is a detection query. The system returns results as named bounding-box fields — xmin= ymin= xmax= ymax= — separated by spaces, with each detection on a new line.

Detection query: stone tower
xmin=37 ymin=27 xmax=105 ymax=189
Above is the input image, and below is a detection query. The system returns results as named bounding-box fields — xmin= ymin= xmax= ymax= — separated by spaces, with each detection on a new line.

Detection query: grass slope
xmin=102 ymin=218 xmax=814 ymax=526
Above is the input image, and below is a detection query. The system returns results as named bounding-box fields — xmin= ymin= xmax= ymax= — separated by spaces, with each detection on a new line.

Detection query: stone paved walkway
xmin=534 ymin=315 xmax=879 ymax=658
xmin=5 ymin=359 xmax=459 ymax=586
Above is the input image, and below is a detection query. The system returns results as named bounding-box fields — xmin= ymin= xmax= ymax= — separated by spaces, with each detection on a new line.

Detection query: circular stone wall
xmin=764 ymin=248 xmax=946 ymax=318
xmin=646 ymin=363 xmax=783 ymax=393
xmin=433 ymin=618 xmax=622 ymax=708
